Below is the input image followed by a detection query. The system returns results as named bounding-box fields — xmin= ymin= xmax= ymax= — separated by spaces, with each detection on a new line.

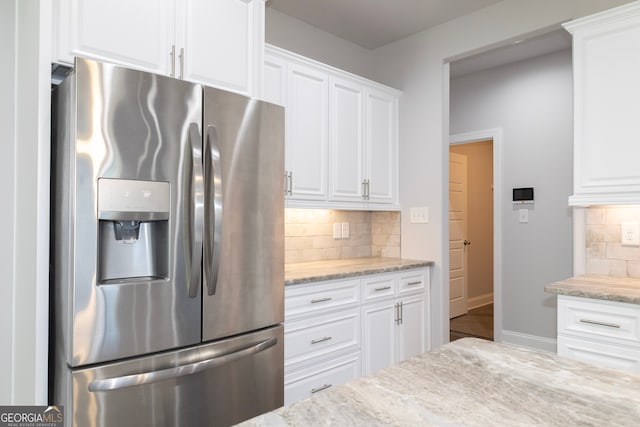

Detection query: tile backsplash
xmin=285 ymin=209 xmax=401 ymax=264
xmin=586 ymin=206 xmax=640 ymax=277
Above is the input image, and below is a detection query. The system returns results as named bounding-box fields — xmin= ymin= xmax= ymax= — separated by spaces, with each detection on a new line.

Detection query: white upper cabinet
xmin=54 ymin=0 xmax=264 ymax=96
xmin=564 ymin=2 xmax=640 ymax=205
xmin=329 ymin=77 xmax=366 ymax=202
xmin=265 ymin=45 xmax=400 ymax=210
xmin=286 ymin=63 xmax=329 ymax=201
xmin=365 ymin=88 xmax=398 ymax=205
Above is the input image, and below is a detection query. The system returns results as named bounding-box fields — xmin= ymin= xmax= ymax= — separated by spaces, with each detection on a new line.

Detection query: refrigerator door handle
xmin=88 ymin=337 xmax=278 ymax=392
xmin=205 ymin=125 xmax=222 ymax=296
xmin=187 ymin=122 xmax=204 ymax=298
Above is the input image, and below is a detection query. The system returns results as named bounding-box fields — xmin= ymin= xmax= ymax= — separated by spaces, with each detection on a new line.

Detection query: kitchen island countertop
xmin=544 ymin=274 xmax=640 ymax=305
xmin=240 ymin=338 xmax=640 ymax=426
xmin=284 ymin=257 xmax=434 ymax=286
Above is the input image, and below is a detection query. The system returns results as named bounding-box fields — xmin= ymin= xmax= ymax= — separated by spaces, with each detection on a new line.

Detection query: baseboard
xmin=501 ymin=330 xmax=557 ymax=353
xmin=467 ymin=293 xmax=493 ymax=310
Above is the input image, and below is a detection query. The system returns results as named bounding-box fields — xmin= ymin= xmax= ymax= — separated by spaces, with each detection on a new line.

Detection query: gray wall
xmin=265 ymin=7 xmax=378 ymax=82
xmin=450 ymin=49 xmax=574 ymax=340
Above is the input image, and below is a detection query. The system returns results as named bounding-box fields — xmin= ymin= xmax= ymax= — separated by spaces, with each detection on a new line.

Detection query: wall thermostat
xmin=512 ymin=187 xmax=534 ymax=204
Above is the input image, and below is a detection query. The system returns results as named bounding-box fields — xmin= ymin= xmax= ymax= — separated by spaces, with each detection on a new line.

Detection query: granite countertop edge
xmin=544 ymin=274 xmax=640 ymax=305
xmin=285 ymin=258 xmax=434 ymax=286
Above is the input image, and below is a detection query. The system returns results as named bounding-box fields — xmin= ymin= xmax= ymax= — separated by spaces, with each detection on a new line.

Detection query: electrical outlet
xmin=621 ymin=222 xmax=640 ymax=246
xmin=333 ymin=223 xmax=342 ymax=239
xmin=341 ymin=222 xmax=350 ymax=239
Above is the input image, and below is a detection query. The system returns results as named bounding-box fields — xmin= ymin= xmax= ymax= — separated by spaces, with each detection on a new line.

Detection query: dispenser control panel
xmin=98 ymin=178 xmax=170 ymax=220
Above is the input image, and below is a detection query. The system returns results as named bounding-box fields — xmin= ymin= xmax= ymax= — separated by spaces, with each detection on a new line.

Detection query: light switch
xmin=518 ymin=209 xmax=528 ymax=223
xmin=621 ymin=222 xmax=640 ymax=246
xmin=341 ymin=222 xmax=350 ymax=239
xmin=410 ymin=207 xmax=429 ymax=223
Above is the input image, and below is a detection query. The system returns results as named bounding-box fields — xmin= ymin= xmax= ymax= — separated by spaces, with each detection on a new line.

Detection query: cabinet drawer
xmin=284 ymin=352 xmax=361 ymax=405
xmin=558 ymin=336 xmax=640 ymax=372
xmin=398 ymin=270 xmax=426 ymax=295
xmin=285 ymin=279 xmax=360 ymax=319
xmin=362 ymin=273 xmax=396 ymax=302
xmin=558 ymin=296 xmax=640 ymax=346
xmin=285 ymin=310 xmax=360 ymax=365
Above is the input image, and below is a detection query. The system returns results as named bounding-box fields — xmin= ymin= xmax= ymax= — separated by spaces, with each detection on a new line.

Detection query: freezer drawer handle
xmin=311 ymin=384 xmax=332 ymax=394
xmin=205 ymin=125 xmax=222 ymax=296
xmin=88 ymin=337 xmax=277 ymax=392
xmin=579 ymin=319 xmax=621 ymax=329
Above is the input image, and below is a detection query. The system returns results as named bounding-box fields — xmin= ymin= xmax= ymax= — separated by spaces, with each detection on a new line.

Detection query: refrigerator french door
xmin=50 ymin=58 xmax=284 ymax=427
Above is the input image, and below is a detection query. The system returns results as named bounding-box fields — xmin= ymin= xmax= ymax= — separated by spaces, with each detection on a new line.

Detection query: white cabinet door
xmin=397 ymin=295 xmax=426 ymax=362
xmin=263 ymin=54 xmax=287 ymax=106
xmin=565 ymin=3 xmax=640 ymax=205
xmin=329 ymin=77 xmax=365 ymax=202
xmin=361 ymin=300 xmax=396 ymax=375
xmin=180 ymin=0 xmax=262 ymax=95
xmin=365 ymin=88 xmax=398 ymax=204
xmin=55 ymin=0 xmax=174 ymax=74
xmin=286 ymin=63 xmax=329 ymax=201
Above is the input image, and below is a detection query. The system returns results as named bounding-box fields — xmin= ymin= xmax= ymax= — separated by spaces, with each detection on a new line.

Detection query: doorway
xmin=448 ymin=132 xmax=499 ymax=341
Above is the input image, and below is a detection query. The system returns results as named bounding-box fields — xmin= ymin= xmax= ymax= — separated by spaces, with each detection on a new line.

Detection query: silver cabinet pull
xmin=311 ymin=297 xmax=332 ymax=304
xmin=178 ymin=47 xmax=184 ymax=79
xmin=311 ymin=384 xmax=332 ymax=394
xmin=169 ymin=45 xmax=176 ymax=77
xmin=311 ymin=336 xmax=332 ymax=345
xmin=375 ymin=286 xmax=391 ymax=292
xmin=366 ymin=179 xmax=370 ymax=200
xmin=407 ymin=281 xmax=421 ymax=286
xmin=285 ymin=171 xmax=293 ymax=196
xmin=395 ymin=302 xmax=400 ymax=325
xmin=362 ymin=180 xmax=367 ymax=200
xmin=399 ymin=301 xmax=404 ymax=325
xmin=579 ymin=319 xmax=621 ymax=328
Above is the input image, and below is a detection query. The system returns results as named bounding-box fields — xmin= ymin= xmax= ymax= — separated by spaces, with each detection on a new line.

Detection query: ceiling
xmin=267 ymin=0 xmax=503 ymax=50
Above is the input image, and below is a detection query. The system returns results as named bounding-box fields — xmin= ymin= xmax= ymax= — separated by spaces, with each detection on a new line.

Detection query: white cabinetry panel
xmin=366 ymin=88 xmax=397 ymax=204
xmin=54 ymin=0 xmax=264 ymax=96
xmin=565 ymin=3 xmax=640 ymax=205
xmin=362 ymin=300 xmax=397 ymax=374
xmin=556 ymin=295 xmax=640 ymax=372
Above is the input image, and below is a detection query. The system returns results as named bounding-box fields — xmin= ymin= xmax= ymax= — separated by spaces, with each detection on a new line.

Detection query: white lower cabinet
xmin=284 ymin=351 xmax=361 ymax=406
xmin=557 ymin=295 xmax=640 ymax=372
xmin=284 ymin=267 xmax=430 ymax=404
xmin=361 ymin=271 xmax=428 ymax=375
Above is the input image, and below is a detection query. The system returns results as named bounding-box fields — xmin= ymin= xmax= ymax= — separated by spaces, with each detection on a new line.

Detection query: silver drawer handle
xmin=311 ymin=297 xmax=332 ymax=304
xmin=579 ymin=319 xmax=621 ymax=329
xmin=375 ymin=286 xmax=391 ymax=292
xmin=407 ymin=281 xmax=422 ymax=286
xmin=311 ymin=336 xmax=332 ymax=345
xmin=311 ymin=384 xmax=332 ymax=394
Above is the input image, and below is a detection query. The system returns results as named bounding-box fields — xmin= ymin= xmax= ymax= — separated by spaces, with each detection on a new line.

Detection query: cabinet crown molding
xmin=563 ymin=1 xmax=640 ymax=33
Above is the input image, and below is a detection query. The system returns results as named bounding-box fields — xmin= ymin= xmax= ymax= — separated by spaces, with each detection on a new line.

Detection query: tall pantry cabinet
xmin=52 ymin=0 xmax=265 ymax=96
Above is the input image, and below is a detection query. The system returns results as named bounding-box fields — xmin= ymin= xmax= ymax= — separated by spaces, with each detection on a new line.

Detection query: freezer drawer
xmin=55 ymin=326 xmax=283 ymax=427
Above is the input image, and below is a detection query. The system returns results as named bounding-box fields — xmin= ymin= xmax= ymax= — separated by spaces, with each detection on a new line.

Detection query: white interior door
xmin=449 ymin=152 xmax=468 ymax=318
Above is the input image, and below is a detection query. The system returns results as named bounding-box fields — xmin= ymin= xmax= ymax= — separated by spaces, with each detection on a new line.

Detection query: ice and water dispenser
xmin=97 ymin=178 xmax=170 ymax=284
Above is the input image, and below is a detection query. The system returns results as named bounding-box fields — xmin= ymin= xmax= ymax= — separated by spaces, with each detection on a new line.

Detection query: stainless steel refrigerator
xmin=50 ymin=57 xmax=284 ymax=427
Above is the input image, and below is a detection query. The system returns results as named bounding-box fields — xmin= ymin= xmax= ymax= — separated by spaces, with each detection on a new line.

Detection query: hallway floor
xmin=450 ymin=303 xmax=493 ymax=342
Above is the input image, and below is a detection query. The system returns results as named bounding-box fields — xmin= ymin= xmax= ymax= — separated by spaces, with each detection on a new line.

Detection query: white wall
xmin=451 ymin=49 xmax=573 ymax=341
xmin=371 ymin=0 xmax=632 ymax=349
xmin=1 ymin=0 xmax=51 ymax=404
xmin=265 ymin=8 xmax=378 ymax=82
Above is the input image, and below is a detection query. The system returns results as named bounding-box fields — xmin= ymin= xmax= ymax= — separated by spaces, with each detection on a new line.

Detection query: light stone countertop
xmin=239 ymin=338 xmax=640 ymax=426
xmin=544 ymin=274 xmax=640 ymax=305
xmin=284 ymin=257 xmax=434 ymax=286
